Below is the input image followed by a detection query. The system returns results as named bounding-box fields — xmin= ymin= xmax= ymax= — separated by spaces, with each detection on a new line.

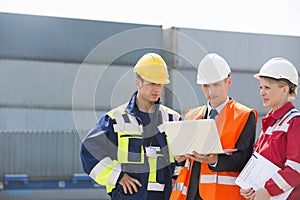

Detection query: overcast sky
xmin=1 ymin=0 xmax=300 ymax=36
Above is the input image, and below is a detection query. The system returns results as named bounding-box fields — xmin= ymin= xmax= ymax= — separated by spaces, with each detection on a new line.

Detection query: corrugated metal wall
xmin=1 ymin=12 xmax=300 ymax=181
xmin=0 ymin=13 xmax=163 ymax=180
xmin=0 ymin=130 xmax=83 ymax=179
xmin=165 ymin=27 xmax=300 ymax=114
xmin=0 ymin=12 xmax=161 ymax=64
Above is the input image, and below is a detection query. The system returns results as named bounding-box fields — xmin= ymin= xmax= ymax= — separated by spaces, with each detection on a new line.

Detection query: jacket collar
xmin=125 ymin=91 xmax=161 ymax=117
xmin=267 ymin=101 xmax=295 ymax=120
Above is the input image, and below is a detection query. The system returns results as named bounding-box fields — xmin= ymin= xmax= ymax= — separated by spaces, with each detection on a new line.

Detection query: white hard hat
xmin=254 ymin=57 xmax=298 ymax=86
xmin=197 ymin=53 xmax=231 ymax=84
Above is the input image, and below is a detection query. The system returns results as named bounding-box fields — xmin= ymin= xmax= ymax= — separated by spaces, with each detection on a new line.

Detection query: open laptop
xmin=163 ymin=119 xmax=236 ymax=156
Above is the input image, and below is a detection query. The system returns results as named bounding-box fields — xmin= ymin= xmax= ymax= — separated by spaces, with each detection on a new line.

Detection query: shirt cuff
xmin=209 ymin=159 xmax=218 ymax=168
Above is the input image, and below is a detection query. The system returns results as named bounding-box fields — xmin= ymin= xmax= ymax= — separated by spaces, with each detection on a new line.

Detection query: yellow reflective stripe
xmin=90 ymin=157 xmax=111 ymax=179
xmin=120 ymin=110 xmax=126 ymax=115
xmin=174 ymin=166 xmax=183 ymax=176
xmin=148 ymin=157 xmax=157 ymax=182
xmin=118 ymin=132 xmax=130 ymax=163
xmin=118 ymin=130 xmax=142 ymax=137
xmin=94 ymin=160 xmax=121 ymax=186
xmin=107 ymin=111 xmax=115 ymax=120
xmin=166 ymin=136 xmax=175 ymax=163
xmin=106 ymin=185 xmax=115 ymax=193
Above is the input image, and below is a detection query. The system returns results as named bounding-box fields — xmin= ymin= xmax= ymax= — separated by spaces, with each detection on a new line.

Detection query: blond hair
xmin=263 ymin=76 xmax=298 ymax=100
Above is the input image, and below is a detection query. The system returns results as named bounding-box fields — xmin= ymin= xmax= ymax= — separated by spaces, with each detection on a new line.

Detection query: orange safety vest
xmin=170 ymin=99 xmax=257 ymax=200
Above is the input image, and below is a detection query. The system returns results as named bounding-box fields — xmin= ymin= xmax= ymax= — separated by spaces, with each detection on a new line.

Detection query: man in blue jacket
xmin=80 ymin=53 xmax=181 ymax=200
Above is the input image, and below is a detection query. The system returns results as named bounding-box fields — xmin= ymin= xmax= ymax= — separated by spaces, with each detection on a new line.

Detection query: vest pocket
xmin=128 ymin=138 xmax=143 ymax=162
xmin=118 ymin=134 xmax=144 ymax=164
xmin=156 ymin=155 xmax=168 ymax=183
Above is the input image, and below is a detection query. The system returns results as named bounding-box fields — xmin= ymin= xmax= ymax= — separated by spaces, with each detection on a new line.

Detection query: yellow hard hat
xmin=133 ymin=53 xmax=170 ymax=84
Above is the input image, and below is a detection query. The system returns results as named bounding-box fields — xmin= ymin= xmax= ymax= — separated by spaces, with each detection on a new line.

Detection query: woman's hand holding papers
xmin=240 ymin=188 xmax=255 ymax=199
xmin=186 ymin=151 xmax=218 ymax=165
xmin=254 ymin=188 xmax=271 ymax=200
xmin=253 ymin=188 xmax=271 ymax=200
xmin=240 ymin=188 xmax=271 ymax=200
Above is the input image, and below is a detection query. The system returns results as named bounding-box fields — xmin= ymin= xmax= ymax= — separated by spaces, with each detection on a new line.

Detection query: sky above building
xmin=1 ymin=0 xmax=300 ymax=36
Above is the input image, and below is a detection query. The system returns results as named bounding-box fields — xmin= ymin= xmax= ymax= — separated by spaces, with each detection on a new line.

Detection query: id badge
xmin=146 ymin=146 xmax=160 ymax=158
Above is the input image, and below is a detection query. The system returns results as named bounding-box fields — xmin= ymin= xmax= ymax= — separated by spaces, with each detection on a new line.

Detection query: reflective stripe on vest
xmin=148 ymin=153 xmax=164 ymax=183
xmin=200 ymin=174 xmax=237 ymax=185
xmin=173 ymin=182 xmax=187 ymax=195
xmin=184 ymin=158 xmax=191 ymax=169
xmin=147 ymin=182 xmax=165 ymax=191
xmin=113 ymin=110 xmax=143 ymax=132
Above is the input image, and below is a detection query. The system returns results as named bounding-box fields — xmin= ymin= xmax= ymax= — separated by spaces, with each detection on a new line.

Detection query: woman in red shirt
xmin=240 ymin=58 xmax=300 ymax=200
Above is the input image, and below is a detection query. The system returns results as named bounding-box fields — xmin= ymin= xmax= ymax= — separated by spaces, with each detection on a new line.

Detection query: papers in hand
xmin=163 ymin=120 xmax=231 ymax=156
xmin=235 ymin=152 xmax=293 ymax=200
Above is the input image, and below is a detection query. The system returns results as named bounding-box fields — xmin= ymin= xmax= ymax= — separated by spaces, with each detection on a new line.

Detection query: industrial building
xmin=0 ymin=12 xmax=300 ymax=199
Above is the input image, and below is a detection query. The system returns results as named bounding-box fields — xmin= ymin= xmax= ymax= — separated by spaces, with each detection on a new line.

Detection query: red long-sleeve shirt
xmin=255 ymin=101 xmax=300 ymax=199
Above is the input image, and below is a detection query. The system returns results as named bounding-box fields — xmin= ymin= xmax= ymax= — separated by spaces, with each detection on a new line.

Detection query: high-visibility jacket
xmin=255 ymin=102 xmax=300 ymax=199
xmin=171 ymin=99 xmax=257 ymax=200
xmin=80 ymin=92 xmax=181 ymax=200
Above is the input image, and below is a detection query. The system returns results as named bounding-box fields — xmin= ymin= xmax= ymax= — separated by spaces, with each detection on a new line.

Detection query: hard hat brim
xmin=142 ymin=77 xmax=170 ymax=85
xmin=253 ymin=73 xmax=261 ymax=80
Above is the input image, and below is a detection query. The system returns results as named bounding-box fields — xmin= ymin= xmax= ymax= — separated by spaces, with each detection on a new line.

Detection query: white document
xmin=163 ymin=119 xmax=226 ymax=156
xmin=235 ymin=152 xmax=293 ymax=200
